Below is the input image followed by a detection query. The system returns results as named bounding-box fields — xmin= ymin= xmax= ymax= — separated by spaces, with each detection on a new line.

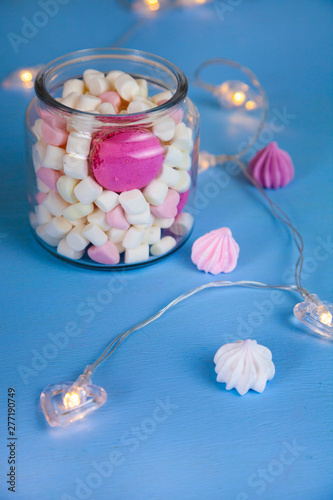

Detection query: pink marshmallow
xmin=150 ymin=189 xmax=180 ymax=219
xmin=36 ymin=166 xmax=62 ymax=191
xmin=42 ymin=119 xmax=68 ymax=147
xmin=88 ymin=241 xmax=120 ymax=265
xmin=106 ymin=205 xmax=130 ymax=230
xmin=36 ymin=191 xmax=47 ymax=204
xmin=158 ymin=99 xmax=184 ymax=124
xmin=37 ymin=107 xmax=66 ymax=129
xmin=177 ymin=189 xmax=190 ymax=215
xmin=99 ymin=91 xmax=121 ymax=113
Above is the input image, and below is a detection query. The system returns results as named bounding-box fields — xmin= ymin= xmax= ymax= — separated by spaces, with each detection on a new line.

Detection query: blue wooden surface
xmin=0 ymin=1 xmax=332 ymax=499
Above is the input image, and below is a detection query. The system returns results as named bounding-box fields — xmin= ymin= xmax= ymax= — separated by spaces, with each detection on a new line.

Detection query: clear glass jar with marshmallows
xmin=25 ymin=48 xmax=199 ymax=269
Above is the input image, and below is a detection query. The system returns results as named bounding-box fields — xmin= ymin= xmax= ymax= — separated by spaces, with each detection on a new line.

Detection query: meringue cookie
xmin=248 ymin=142 xmax=294 ymax=189
xmin=214 ymin=339 xmax=275 ymax=395
xmin=191 ymin=227 xmax=239 ymax=274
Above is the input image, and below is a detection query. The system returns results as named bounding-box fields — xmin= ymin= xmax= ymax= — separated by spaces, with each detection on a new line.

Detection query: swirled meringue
xmin=248 ymin=141 xmax=294 ymax=189
xmin=191 ymin=227 xmax=239 ymax=274
xmin=214 ymin=339 xmax=275 ymax=395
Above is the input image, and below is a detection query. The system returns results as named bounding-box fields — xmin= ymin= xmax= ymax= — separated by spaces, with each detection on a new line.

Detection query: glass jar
xmin=25 ymin=48 xmax=199 ymax=269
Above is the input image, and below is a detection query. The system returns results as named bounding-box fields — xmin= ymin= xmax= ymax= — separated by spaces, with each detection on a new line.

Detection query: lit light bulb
xmin=63 ymin=389 xmax=82 ymax=410
xmin=232 ymin=91 xmax=246 ymax=106
xmin=294 ymin=294 xmax=333 ymax=339
xmin=145 ymin=0 xmax=160 ymax=10
xmin=318 ymin=306 xmax=332 ymax=326
xmin=1 ymin=66 xmax=41 ymax=90
xmin=20 ymin=71 xmax=33 ymax=83
xmin=245 ymin=100 xmax=257 ymax=110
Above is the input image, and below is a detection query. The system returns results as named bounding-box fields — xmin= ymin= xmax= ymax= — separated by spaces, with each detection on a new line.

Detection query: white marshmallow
xmin=153 ymin=217 xmax=175 ymax=228
xmin=134 ymin=213 xmax=155 ymax=229
xmin=43 ymin=145 xmax=65 ymax=171
xmin=36 ymin=224 xmax=62 ymax=246
xmin=66 ymin=224 xmax=90 ymax=251
xmin=32 ymin=119 xmax=44 ymax=140
xmin=97 ymin=102 xmax=116 ymax=115
xmin=144 ymin=226 xmax=161 ymax=245
xmin=178 ymin=153 xmax=191 ymax=171
xmin=37 ymin=178 xmax=50 ymax=193
xmin=88 ymin=76 xmax=110 ymax=96
xmin=107 ymin=227 xmax=127 ymax=244
xmin=45 ymin=216 xmax=72 ymax=238
xmin=150 ymin=236 xmax=176 ymax=256
xmin=62 ymin=202 xmax=94 ymax=221
xmin=123 ymin=227 xmax=145 ymax=249
xmin=87 ymin=209 xmax=111 ymax=231
xmin=127 ymin=98 xmax=154 ymax=113
xmin=119 ymin=189 xmax=148 ymax=215
xmin=56 ymin=175 xmax=79 ymax=203
xmin=106 ymin=70 xmax=124 ymax=89
xmin=43 ymin=191 xmax=69 ymax=216
xmin=35 ymin=205 xmax=53 ymax=225
xmin=70 ymin=216 xmax=87 ymax=226
xmin=83 ymin=223 xmax=108 ymax=247
xmin=74 ymin=176 xmax=103 ymax=204
xmin=32 ymin=139 xmax=47 ymax=171
xmin=153 ymin=118 xmax=175 ymax=142
xmin=76 ymin=94 xmax=102 ymax=112
xmin=125 ymin=243 xmax=149 ymax=264
xmin=62 ymin=79 xmax=84 ymax=98
xmin=125 ymin=205 xmax=151 ymax=226
xmin=152 ymin=90 xmax=172 ymax=104
xmin=143 ymin=180 xmax=168 ymax=206
xmin=171 ymin=212 xmax=194 ymax=236
xmin=115 ymin=242 xmax=125 ymax=254
xmin=83 ymin=69 xmax=104 ymax=87
xmin=114 ymin=73 xmax=140 ymax=101
xmin=172 ymin=123 xmax=193 ymax=152
xmin=173 ymin=170 xmax=191 ymax=193
xmin=164 ymin=145 xmax=183 ymax=167
xmin=57 ymin=238 xmax=84 ymax=260
xmin=95 ymin=190 xmax=119 ymax=212
xmin=29 ymin=212 xmax=38 ymax=229
xmin=136 ymin=78 xmax=148 ymax=98
xmin=61 ymin=91 xmax=80 ymax=109
xmin=156 ymin=164 xmax=180 ymax=188
xmin=63 ymin=154 xmax=88 ymax=179
xmin=66 ymin=132 xmax=91 ymax=157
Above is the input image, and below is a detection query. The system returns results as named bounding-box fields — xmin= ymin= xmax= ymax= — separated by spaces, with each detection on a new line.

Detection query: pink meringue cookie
xmin=248 ymin=142 xmax=294 ymax=189
xmin=191 ymin=227 xmax=239 ymax=274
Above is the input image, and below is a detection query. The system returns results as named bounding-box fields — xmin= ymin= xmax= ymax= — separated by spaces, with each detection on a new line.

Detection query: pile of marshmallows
xmin=30 ymin=69 xmax=194 ymax=265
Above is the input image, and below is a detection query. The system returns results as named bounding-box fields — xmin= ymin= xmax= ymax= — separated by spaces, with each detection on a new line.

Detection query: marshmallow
xmin=36 ymin=191 xmax=47 ymax=205
xmin=115 ymin=242 xmax=125 ymax=254
xmin=107 ymin=227 xmax=127 ymax=244
xmin=144 ymin=226 xmax=161 ymax=245
xmin=173 ymin=170 xmax=191 ymax=193
xmin=95 ymin=190 xmax=119 ymax=213
xmin=76 ymin=94 xmax=102 ymax=112
xmin=172 ymin=123 xmax=193 ymax=152
xmin=37 ymin=178 xmax=50 ymax=193
xmin=42 ymin=145 xmax=65 ymax=171
xmin=152 ymin=90 xmax=172 ymax=104
xmin=125 ymin=243 xmax=149 ymax=264
xmin=114 ymin=73 xmax=140 ymax=101
xmin=70 ymin=216 xmax=87 ymax=226
xmin=150 ymin=189 xmax=180 ymax=219
xmin=127 ymin=98 xmax=154 ymax=113
xmin=125 ymin=205 xmax=151 ymax=226
xmin=88 ymin=241 xmax=120 ymax=265
xmin=136 ymin=78 xmax=148 ymax=98
xmin=170 ymin=212 xmax=194 ymax=236
xmin=106 ymin=70 xmax=124 ymax=89
xmin=119 ymin=189 xmax=148 ymax=215
xmin=29 ymin=212 xmax=38 ymax=229
xmin=62 ymin=78 xmax=84 ymax=98
xmin=123 ymin=227 xmax=145 ymax=249
xmin=83 ymin=223 xmax=108 ymax=247
xmin=83 ymin=69 xmax=104 ymax=87
xmin=164 ymin=145 xmax=184 ymax=167
xmin=36 ymin=224 xmax=62 ymax=246
xmin=56 ymin=175 xmax=79 ymax=203
xmin=153 ymin=217 xmax=175 ymax=228
xmin=150 ymin=236 xmax=176 ymax=256
xmin=178 ymin=153 xmax=191 ymax=171
xmin=88 ymin=76 xmax=110 ymax=96
xmin=156 ymin=164 xmax=180 ymax=187
xmin=42 ymin=119 xmax=68 ymax=147
xmin=66 ymin=224 xmax=89 ymax=251
xmin=61 ymin=91 xmax=80 ymax=109
xmin=66 ymin=132 xmax=91 ymax=157
xmin=134 ymin=212 xmax=155 ymax=229
xmin=153 ymin=118 xmax=175 ymax=142
xmin=106 ymin=205 xmax=130 ymax=230
xmin=74 ymin=176 xmax=103 ymax=204
xmin=57 ymin=238 xmax=84 ymax=260
xmin=32 ymin=119 xmax=44 ymax=140
xmin=143 ymin=180 xmax=168 ymax=206
xmin=37 ymin=166 xmax=62 ymax=191
xmin=97 ymin=102 xmax=116 ymax=115
xmin=35 ymin=205 xmax=53 ymax=225
xmin=63 ymin=154 xmax=88 ymax=179
xmin=45 ymin=216 xmax=73 ymax=238
xmin=43 ymin=191 xmax=69 ymax=216
xmin=99 ymin=91 xmax=121 ymax=111
xmin=62 ymin=202 xmax=94 ymax=221
xmin=32 ymin=139 xmax=47 ymax=172
xmin=87 ymin=209 xmax=111 ymax=231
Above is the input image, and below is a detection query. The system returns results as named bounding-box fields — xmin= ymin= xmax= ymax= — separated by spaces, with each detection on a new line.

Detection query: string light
xmin=144 ymin=0 xmax=160 ymax=10
xmin=1 ymin=66 xmax=41 ymax=90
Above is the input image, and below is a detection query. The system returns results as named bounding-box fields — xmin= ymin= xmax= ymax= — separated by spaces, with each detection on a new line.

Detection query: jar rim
xmin=34 ymin=47 xmax=188 ymax=118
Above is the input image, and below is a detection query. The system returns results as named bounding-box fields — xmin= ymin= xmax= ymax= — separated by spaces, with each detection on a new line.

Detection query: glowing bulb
xmin=245 ymin=100 xmax=257 ymax=110
xmin=63 ymin=390 xmax=81 ymax=409
xmin=195 ymin=0 xmax=206 ymax=3
xmin=20 ymin=71 xmax=33 ymax=83
xmin=294 ymin=294 xmax=333 ymax=339
xmin=145 ymin=0 xmax=160 ymax=10
xmin=318 ymin=307 xmax=332 ymax=326
xmin=232 ymin=91 xmax=245 ymax=105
